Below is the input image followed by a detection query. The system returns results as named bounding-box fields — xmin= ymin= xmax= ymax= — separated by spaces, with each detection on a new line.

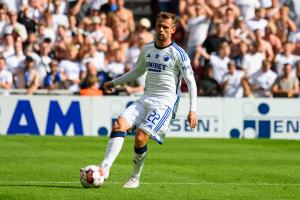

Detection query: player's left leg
xmin=123 ymin=129 xmax=149 ymax=188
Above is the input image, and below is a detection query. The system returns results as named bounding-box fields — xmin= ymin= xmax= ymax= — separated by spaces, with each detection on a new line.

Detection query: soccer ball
xmin=80 ymin=165 xmax=105 ymax=188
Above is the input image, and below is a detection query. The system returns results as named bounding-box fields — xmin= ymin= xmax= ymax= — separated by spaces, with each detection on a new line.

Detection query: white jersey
xmin=0 ymin=69 xmax=13 ymax=85
xmin=113 ymin=42 xmax=197 ymax=112
xmin=222 ymin=70 xmax=244 ymax=98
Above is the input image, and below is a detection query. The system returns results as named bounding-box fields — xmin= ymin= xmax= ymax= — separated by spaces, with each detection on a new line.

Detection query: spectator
xmin=109 ymin=0 xmax=135 ymax=33
xmin=125 ymin=33 xmax=148 ymax=89
xmin=17 ymin=5 xmax=36 ymax=33
xmin=5 ymin=37 xmax=25 ymax=73
xmin=0 ymin=0 xmax=22 ymax=13
xmin=274 ymin=42 xmax=300 ymax=76
xmin=229 ymin=17 xmax=254 ymax=56
xmin=136 ymin=18 xmax=154 ymax=45
xmin=126 ymin=33 xmax=149 ymax=68
xmin=59 ymin=45 xmax=83 ymax=91
xmin=236 ymin=0 xmax=260 ymax=21
xmin=49 ymin=0 xmax=67 ymax=15
xmin=263 ymin=23 xmax=282 ymax=55
xmin=0 ymin=55 xmax=12 ymax=89
xmin=0 ymin=4 xmax=9 ymax=37
xmin=36 ymin=39 xmax=53 ymax=84
xmin=222 ymin=7 xmax=237 ymax=33
xmin=68 ymin=14 xmax=79 ymax=34
xmin=44 ymin=59 xmax=64 ymax=90
xmin=272 ymin=63 xmax=299 ymax=97
xmin=36 ymin=22 xmax=49 ymax=44
xmin=3 ymin=11 xmax=27 ymax=42
xmin=186 ymin=2 xmax=212 ymax=58
xmin=243 ymin=59 xmax=277 ymax=97
xmin=23 ymin=44 xmax=40 ymax=65
xmin=220 ymin=60 xmax=244 ymax=98
xmin=231 ymin=41 xmax=248 ymax=70
xmin=90 ymin=16 xmax=108 ymax=53
xmin=26 ymin=0 xmax=44 ymax=23
xmin=274 ymin=5 xmax=297 ymax=43
xmin=100 ymin=0 xmax=118 ymax=13
xmin=229 ymin=17 xmax=255 ymax=44
xmin=197 ymin=41 xmax=231 ymax=84
xmin=98 ymin=12 xmax=114 ymax=43
xmin=79 ymin=74 xmax=103 ymax=96
xmin=81 ymin=61 xmax=109 ymax=90
xmin=52 ymin=1 xmax=69 ymax=30
xmin=42 ymin=14 xmax=56 ymax=43
xmin=219 ymin=0 xmax=240 ymax=18
xmin=246 ymin=8 xmax=268 ymax=36
xmin=106 ymin=48 xmax=125 ymax=79
xmin=202 ymin=21 xmax=228 ymax=54
xmin=24 ymin=31 xmax=39 ymax=53
xmin=116 ymin=63 xmax=145 ymax=95
xmin=196 ymin=65 xmax=220 ymax=97
xmin=82 ymin=44 xmax=106 ymax=72
xmin=242 ymin=42 xmax=265 ymax=78
xmin=69 ymin=0 xmax=91 ymax=23
xmin=15 ymin=56 xmax=39 ymax=94
xmin=0 ymin=0 xmax=297 ymax=98
xmin=56 ymin=25 xmax=72 ymax=48
xmin=253 ymin=29 xmax=274 ymax=61
xmin=90 ymin=0 xmax=108 ymax=11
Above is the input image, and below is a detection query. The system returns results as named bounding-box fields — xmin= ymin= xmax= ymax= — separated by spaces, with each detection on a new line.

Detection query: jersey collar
xmin=154 ymin=41 xmax=174 ymax=49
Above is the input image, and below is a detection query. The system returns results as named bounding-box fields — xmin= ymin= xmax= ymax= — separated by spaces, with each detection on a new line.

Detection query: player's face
xmin=155 ymin=18 xmax=176 ymax=42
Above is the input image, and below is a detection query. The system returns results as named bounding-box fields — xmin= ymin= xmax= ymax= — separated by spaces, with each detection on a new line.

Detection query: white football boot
xmin=123 ymin=177 xmax=140 ymax=188
xmin=99 ymin=164 xmax=110 ymax=180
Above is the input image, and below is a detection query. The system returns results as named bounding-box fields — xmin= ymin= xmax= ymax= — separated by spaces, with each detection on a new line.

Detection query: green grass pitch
xmin=0 ymin=136 xmax=300 ymax=200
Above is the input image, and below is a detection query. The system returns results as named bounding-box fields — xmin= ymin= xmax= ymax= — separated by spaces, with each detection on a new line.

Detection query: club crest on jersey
xmin=155 ymin=54 xmax=159 ymax=59
xmin=162 ymin=55 xmax=170 ymax=63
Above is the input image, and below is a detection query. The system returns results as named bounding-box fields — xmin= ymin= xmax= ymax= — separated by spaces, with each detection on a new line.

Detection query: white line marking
xmin=0 ymin=181 xmax=299 ymax=186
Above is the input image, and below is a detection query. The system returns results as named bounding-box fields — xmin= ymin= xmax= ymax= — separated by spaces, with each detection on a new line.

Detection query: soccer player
xmin=100 ymin=12 xmax=197 ymax=188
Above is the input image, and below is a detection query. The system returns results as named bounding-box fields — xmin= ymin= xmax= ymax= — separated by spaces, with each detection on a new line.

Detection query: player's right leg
xmin=99 ymin=116 xmax=130 ymax=180
xmin=99 ymin=98 xmax=146 ymax=180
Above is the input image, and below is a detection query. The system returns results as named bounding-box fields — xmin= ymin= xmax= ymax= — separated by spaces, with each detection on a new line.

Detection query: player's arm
xmin=104 ymin=49 xmax=147 ymax=90
xmin=178 ymin=58 xmax=197 ymax=129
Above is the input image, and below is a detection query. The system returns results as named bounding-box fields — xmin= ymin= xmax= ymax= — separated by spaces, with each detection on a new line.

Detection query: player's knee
xmin=112 ymin=118 xmax=127 ymax=132
xmin=135 ymin=130 xmax=149 ymax=147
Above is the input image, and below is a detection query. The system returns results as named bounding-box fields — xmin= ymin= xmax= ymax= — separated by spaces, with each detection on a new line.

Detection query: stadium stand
xmin=0 ymin=0 xmax=299 ymax=97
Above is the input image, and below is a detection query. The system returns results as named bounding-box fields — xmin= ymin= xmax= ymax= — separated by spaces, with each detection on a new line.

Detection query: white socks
xmin=131 ymin=145 xmax=147 ymax=180
xmin=100 ymin=131 xmax=126 ymax=171
xmin=100 ymin=132 xmax=148 ymax=182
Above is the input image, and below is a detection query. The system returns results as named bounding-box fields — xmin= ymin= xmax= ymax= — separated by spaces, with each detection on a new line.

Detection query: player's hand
xmin=103 ymin=81 xmax=114 ymax=92
xmin=187 ymin=111 xmax=197 ymax=129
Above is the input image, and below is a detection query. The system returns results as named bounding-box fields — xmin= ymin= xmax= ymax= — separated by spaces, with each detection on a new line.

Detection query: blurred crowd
xmin=0 ymin=0 xmax=299 ymax=98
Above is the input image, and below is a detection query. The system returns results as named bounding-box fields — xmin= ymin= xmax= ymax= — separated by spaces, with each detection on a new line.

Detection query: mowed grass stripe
xmin=1 ymin=181 xmax=300 ymax=186
xmin=0 ymin=136 xmax=300 ymax=200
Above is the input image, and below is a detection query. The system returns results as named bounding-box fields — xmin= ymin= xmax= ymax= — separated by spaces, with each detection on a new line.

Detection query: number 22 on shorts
xmin=147 ymin=111 xmax=160 ymax=125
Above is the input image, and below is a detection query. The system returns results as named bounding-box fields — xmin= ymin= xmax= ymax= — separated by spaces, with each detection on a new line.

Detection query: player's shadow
xmin=0 ymin=184 xmax=82 ymax=189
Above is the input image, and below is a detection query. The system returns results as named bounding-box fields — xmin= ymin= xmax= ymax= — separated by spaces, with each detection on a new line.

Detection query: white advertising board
xmin=0 ymin=95 xmax=299 ymax=139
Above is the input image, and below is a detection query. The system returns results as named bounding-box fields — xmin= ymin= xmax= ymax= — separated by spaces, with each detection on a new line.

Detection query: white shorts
xmin=121 ymin=96 xmax=177 ymax=137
